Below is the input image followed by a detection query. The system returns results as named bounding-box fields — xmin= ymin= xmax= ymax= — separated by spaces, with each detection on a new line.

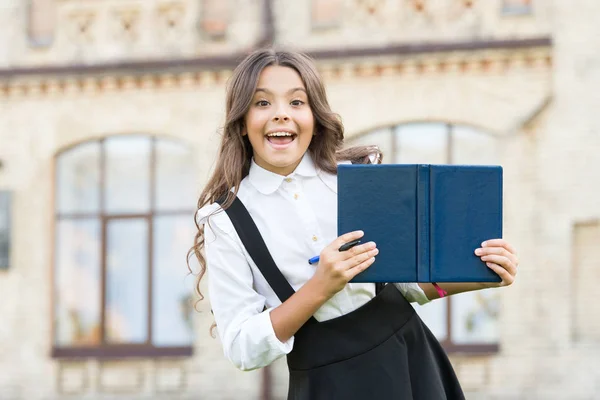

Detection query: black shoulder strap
xmin=218 ymin=196 xmax=297 ymax=304
xmin=219 ymin=195 xmax=382 ymax=320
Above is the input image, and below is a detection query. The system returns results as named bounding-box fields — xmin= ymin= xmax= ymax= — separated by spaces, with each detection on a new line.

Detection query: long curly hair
xmin=187 ymin=48 xmax=382 ymax=319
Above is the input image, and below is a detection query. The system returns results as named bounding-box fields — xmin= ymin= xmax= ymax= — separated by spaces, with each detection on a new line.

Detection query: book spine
xmin=417 ymin=164 xmax=430 ymax=282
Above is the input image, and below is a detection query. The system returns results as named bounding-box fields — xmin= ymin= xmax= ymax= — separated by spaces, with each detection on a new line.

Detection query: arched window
xmin=347 ymin=123 xmax=500 ymax=353
xmin=52 ymin=135 xmax=197 ymax=358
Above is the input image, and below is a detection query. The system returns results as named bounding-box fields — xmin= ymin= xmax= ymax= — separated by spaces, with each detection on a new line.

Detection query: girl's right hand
xmin=310 ymin=230 xmax=379 ymax=299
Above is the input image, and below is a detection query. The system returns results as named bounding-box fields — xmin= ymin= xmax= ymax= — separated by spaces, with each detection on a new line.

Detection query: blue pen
xmin=308 ymin=255 xmax=320 ymax=265
xmin=308 ymin=239 xmax=362 ymax=265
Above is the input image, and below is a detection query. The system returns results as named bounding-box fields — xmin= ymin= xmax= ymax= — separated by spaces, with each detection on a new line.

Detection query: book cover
xmin=338 ymin=164 xmax=502 ymax=283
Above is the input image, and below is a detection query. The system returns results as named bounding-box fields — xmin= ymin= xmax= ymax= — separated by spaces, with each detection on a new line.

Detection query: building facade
xmin=0 ymin=0 xmax=599 ymax=399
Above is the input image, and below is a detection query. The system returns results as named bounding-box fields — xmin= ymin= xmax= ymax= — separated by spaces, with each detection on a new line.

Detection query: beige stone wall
xmin=2 ymin=0 xmax=600 ymax=399
xmin=3 ymin=0 xmax=550 ymax=68
xmin=1 ymin=0 xmax=263 ymax=67
xmin=275 ymin=0 xmax=551 ymax=50
xmin=0 ymin=75 xmax=260 ymax=399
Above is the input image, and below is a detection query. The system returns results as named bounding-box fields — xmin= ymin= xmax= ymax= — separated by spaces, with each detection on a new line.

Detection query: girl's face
xmin=244 ymin=65 xmax=315 ymax=176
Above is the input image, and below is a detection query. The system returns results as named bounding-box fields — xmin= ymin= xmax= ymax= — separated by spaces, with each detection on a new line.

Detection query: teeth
xmin=267 ymin=132 xmax=294 ymax=137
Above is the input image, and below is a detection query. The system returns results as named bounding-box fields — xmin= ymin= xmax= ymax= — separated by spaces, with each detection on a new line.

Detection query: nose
xmin=272 ymin=104 xmax=290 ymax=122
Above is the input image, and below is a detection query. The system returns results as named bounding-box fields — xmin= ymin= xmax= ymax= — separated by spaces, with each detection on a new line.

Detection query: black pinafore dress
xmin=222 ymin=197 xmax=465 ymax=400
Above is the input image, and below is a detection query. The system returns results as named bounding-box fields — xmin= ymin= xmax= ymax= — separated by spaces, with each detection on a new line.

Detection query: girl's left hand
xmin=474 ymin=239 xmax=519 ymax=288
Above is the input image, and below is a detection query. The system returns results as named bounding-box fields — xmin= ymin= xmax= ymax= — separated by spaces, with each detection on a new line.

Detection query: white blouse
xmin=197 ymin=153 xmax=430 ymax=371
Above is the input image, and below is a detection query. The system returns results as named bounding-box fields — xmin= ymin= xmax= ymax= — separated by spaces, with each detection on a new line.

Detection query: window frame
xmin=348 ymin=122 xmax=500 ymax=355
xmin=51 ymin=135 xmax=195 ymax=359
xmin=0 ymin=191 xmax=11 ymax=270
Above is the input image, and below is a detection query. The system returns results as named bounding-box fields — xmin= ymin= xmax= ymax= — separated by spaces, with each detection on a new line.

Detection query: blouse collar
xmin=248 ymin=152 xmax=318 ymax=195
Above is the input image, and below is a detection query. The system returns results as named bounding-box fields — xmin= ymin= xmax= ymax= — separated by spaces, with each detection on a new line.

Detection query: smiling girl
xmin=190 ymin=49 xmax=519 ymax=399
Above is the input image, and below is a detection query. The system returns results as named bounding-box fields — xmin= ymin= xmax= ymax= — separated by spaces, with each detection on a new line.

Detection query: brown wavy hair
xmin=187 ymin=48 xmax=382 ymax=316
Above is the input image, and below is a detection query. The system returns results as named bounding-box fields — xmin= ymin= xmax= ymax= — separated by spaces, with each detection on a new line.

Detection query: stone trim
xmin=0 ymin=46 xmax=552 ymax=99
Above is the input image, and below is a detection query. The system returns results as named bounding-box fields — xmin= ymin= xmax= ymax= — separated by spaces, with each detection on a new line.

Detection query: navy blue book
xmin=338 ymin=164 xmax=502 ymax=283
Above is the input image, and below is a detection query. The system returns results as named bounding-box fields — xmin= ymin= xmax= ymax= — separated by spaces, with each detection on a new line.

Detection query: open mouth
xmin=266 ymin=131 xmax=297 ymax=147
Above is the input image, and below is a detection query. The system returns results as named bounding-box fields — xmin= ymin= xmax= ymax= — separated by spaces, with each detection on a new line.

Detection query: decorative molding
xmin=308 ymin=0 xmax=521 ymax=35
xmin=311 ymin=0 xmax=343 ymax=30
xmin=452 ymin=356 xmax=492 ymax=391
xmin=156 ymin=2 xmax=186 ymax=44
xmin=97 ymin=361 xmax=146 ymax=394
xmin=50 ymin=0 xmax=256 ymax=60
xmin=199 ymin=0 xmax=230 ymax=40
xmin=153 ymin=359 xmax=188 ymax=394
xmin=28 ymin=0 xmax=57 ymax=47
xmin=0 ymin=45 xmax=552 ymax=99
xmin=56 ymin=361 xmax=90 ymax=395
xmin=112 ymin=7 xmax=141 ymax=44
xmin=352 ymin=0 xmax=387 ymax=24
xmin=66 ymin=9 xmax=96 ymax=45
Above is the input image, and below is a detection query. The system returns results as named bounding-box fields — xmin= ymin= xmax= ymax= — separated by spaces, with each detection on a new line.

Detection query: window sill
xmin=51 ymin=345 xmax=193 ymax=359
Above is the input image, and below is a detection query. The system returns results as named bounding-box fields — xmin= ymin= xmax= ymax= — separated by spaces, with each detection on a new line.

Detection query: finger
xmin=476 ymin=247 xmax=518 ymax=268
xmin=486 ymin=262 xmax=515 ymax=286
xmin=343 ymin=247 xmax=379 ymax=269
xmin=330 ymin=230 xmax=364 ymax=252
xmin=340 ymin=241 xmax=377 ymax=261
xmin=346 ymin=256 xmax=376 ymax=280
xmin=482 ymin=239 xmax=517 ymax=255
xmin=480 ymin=254 xmax=517 ymax=276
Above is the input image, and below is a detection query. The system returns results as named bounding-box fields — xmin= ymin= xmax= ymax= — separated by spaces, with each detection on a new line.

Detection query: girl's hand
xmin=475 ymin=239 xmax=519 ymax=288
xmin=310 ymin=230 xmax=378 ymax=299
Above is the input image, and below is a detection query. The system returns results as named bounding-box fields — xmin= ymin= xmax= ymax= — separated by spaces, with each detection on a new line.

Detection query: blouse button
xmin=294 ymin=193 xmax=299 ymax=200
xmin=312 ymin=235 xmax=318 ymax=242
xmin=285 ymin=178 xmax=292 ymax=183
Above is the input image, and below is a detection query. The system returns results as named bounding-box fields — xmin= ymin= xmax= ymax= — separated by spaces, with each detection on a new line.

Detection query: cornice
xmin=0 ymin=37 xmax=552 ymax=99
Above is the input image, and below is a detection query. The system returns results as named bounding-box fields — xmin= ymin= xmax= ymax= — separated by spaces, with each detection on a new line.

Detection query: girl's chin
xmin=266 ymin=156 xmax=299 ymax=167
xmin=258 ymin=154 xmax=304 ymax=175
xmin=264 ymin=145 xmax=302 ymax=161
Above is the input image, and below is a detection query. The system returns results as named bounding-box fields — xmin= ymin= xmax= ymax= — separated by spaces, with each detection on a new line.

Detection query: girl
xmin=190 ymin=48 xmax=519 ymax=399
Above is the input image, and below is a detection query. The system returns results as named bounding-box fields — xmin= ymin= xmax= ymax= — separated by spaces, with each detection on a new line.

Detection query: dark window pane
xmin=0 ymin=191 xmax=11 ymax=268
xmin=105 ymin=218 xmax=148 ymax=343
xmin=155 ymin=139 xmax=196 ymax=211
xmin=152 ymin=215 xmax=195 ymax=346
xmin=56 ymin=142 xmax=100 ymax=214
xmin=54 ymin=218 xmax=101 ymax=346
xmin=104 ymin=136 xmax=151 ymax=214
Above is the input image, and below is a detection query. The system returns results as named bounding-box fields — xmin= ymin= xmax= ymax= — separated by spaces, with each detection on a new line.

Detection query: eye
xmin=291 ymin=100 xmax=305 ymax=106
xmin=256 ymin=100 xmax=270 ymax=107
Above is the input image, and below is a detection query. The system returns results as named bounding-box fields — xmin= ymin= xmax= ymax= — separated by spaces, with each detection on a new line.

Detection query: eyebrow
xmin=254 ymin=87 xmax=307 ymax=95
